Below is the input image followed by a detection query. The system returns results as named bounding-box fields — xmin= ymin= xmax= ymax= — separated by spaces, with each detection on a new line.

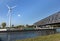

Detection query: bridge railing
xmin=34 ymin=27 xmax=54 ymax=29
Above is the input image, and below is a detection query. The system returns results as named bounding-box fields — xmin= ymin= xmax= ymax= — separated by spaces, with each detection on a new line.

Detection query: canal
xmin=0 ymin=29 xmax=60 ymax=41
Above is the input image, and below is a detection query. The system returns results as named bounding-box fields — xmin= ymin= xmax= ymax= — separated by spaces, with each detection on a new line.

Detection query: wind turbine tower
xmin=7 ymin=5 xmax=16 ymax=27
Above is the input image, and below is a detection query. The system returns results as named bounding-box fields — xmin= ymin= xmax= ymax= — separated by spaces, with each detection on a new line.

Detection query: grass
xmin=16 ymin=33 xmax=60 ymax=41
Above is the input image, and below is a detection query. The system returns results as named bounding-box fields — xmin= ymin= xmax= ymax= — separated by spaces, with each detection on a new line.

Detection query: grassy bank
xmin=16 ymin=33 xmax=60 ymax=41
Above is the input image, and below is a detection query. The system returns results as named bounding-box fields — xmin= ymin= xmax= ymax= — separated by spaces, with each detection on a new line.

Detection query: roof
xmin=34 ymin=11 xmax=60 ymax=26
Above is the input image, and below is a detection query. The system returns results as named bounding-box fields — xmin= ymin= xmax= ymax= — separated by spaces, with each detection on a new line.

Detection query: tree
xmin=12 ymin=24 xmax=14 ymax=27
xmin=1 ymin=22 xmax=6 ymax=28
xmin=26 ymin=24 xmax=35 ymax=28
xmin=26 ymin=24 xmax=29 ymax=27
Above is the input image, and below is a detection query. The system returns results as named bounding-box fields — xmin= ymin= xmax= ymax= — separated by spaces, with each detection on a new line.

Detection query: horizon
xmin=0 ymin=0 xmax=60 ymax=26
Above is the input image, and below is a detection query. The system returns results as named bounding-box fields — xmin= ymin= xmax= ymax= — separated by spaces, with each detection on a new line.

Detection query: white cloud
xmin=18 ymin=14 xmax=21 ymax=17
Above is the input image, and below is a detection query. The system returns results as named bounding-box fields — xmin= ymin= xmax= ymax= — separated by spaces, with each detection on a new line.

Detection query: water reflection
xmin=0 ymin=31 xmax=44 ymax=41
xmin=0 ymin=29 xmax=59 ymax=41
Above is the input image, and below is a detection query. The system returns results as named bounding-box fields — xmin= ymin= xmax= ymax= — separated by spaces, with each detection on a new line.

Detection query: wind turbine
xmin=7 ymin=5 xmax=16 ymax=27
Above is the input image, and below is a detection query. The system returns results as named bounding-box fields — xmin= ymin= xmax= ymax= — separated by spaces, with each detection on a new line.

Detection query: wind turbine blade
xmin=11 ymin=6 xmax=16 ymax=9
xmin=6 ymin=5 xmax=10 ymax=9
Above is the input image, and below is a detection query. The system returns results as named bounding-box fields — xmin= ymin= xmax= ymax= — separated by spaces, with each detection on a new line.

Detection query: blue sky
xmin=0 ymin=0 xmax=60 ymax=26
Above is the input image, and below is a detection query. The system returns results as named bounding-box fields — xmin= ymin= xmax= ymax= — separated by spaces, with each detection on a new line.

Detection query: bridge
xmin=33 ymin=11 xmax=60 ymax=34
xmin=34 ymin=11 xmax=60 ymax=29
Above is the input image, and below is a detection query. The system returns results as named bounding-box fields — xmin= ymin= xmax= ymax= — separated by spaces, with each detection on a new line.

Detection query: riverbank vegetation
xmin=0 ymin=22 xmax=36 ymax=29
xmin=16 ymin=33 xmax=60 ymax=41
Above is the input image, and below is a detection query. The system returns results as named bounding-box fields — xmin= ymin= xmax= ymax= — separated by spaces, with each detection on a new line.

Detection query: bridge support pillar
xmin=40 ymin=29 xmax=56 ymax=35
xmin=36 ymin=25 xmax=38 ymax=28
xmin=45 ymin=29 xmax=56 ymax=35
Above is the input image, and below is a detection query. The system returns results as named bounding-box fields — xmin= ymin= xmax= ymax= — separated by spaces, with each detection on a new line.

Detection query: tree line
xmin=0 ymin=22 xmax=36 ymax=29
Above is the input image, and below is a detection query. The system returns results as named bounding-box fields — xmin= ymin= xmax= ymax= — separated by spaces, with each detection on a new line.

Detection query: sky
xmin=0 ymin=0 xmax=60 ymax=26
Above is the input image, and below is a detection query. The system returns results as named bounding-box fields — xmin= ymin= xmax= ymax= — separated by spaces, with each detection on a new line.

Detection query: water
xmin=56 ymin=29 xmax=60 ymax=33
xmin=0 ymin=29 xmax=60 ymax=41
xmin=0 ymin=31 xmax=46 ymax=41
